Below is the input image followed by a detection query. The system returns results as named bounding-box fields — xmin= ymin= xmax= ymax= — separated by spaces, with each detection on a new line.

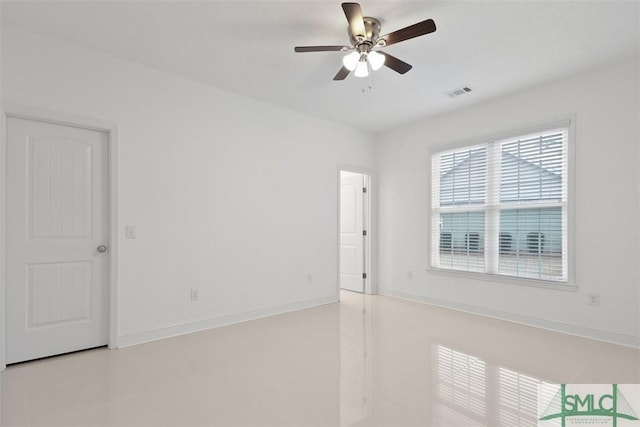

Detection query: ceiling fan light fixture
xmin=354 ymin=58 xmax=369 ymax=78
xmin=367 ymin=51 xmax=385 ymax=70
xmin=342 ymin=51 xmax=360 ymax=71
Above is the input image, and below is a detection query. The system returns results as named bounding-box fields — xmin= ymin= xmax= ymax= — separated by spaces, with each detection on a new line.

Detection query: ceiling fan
xmin=294 ymin=2 xmax=436 ymax=80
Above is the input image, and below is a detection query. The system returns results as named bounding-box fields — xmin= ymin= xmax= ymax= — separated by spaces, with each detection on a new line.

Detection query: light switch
xmin=125 ymin=225 xmax=136 ymax=239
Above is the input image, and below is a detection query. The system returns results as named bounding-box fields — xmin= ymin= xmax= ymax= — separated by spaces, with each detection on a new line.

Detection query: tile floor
xmin=1 ymin=291 xmax=638 ymax=426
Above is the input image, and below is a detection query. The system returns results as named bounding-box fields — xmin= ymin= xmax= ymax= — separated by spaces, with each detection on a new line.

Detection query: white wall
xmin=376 ymin=58 xmax=640 ymax=347
xmin=2 ymin=26 xmax=638 ymax=353
xmin=1 ymin=28 xmax=376 ymax=346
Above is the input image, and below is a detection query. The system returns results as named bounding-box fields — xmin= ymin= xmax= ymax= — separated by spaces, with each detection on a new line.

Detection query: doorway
xmin=339 ymin=170 xmax=370 ymax=294
xmin=3 ymin=115 xmax=111 ymax=365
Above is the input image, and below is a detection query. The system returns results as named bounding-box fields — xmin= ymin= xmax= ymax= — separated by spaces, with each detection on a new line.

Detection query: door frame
xmin=0 ymin=104 xmax=119 ymax=371
xmin=338 ymin=165 xmax=375 ymax=296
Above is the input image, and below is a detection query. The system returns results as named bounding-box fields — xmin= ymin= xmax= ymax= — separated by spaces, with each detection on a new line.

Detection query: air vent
xmin=445 ymin=86 xmax=473 ymax=98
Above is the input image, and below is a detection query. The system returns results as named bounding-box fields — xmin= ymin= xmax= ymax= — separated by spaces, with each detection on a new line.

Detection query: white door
xmin=6 ymin=117 xmax=109 ymax=364
xmin=340 ymin=172 xmax=365 ymax=293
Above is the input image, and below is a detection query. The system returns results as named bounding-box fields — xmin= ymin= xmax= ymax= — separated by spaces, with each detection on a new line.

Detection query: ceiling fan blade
xmin=294 ymin=45 xmax=349 ymax=53
xmin=380 ymin=52 xmax=413 ymax=74
xmin=342 ymin=2 xmax=366 ymax=39
xmin=333 ymin=66 xmax=351 ymax=81
xmin=379 ymin=19 xmax=436 ymax=47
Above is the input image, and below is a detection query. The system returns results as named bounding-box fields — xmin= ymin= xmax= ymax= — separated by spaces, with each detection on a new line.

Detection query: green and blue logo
xmin=539 ymin=384 xmax=639 ymax=427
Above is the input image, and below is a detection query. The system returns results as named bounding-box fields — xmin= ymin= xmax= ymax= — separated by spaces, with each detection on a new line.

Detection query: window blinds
xmin=431 ymin=125 xmax=568 ymax=282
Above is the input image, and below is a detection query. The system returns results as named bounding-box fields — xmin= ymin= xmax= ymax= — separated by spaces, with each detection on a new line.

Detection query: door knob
xmin=97 ymin=245 xmax=107 ymax=253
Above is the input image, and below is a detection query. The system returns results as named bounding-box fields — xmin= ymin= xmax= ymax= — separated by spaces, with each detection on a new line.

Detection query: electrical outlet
xmin=190 ymin=288 xmax=200 ymax=302
xmin=588 ymin=293 xmax=600 ymax=306
xmin=407 ymin=271 xmax=414 ymax=280
xmin=306 ymin=274 xmax=313 ymax=284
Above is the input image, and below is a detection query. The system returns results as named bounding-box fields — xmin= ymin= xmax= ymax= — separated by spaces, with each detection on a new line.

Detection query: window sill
xmin=426 ymin=267 xmax=577 ymax=292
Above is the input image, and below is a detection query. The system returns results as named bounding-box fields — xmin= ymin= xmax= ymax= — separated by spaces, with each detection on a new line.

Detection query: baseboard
xmin=378 ymin=288 xmax=640 ymax=349
xmin=117 ymin=295 xmax=338 ymax=348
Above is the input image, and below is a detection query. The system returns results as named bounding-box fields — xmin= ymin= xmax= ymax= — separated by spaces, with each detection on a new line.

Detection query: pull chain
xmin=361 ymin=62 xmax=373 ymax=93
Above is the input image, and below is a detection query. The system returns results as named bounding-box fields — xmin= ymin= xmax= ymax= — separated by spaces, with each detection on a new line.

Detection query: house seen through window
xmin=430 ymin=123 xmax=569 ymax=282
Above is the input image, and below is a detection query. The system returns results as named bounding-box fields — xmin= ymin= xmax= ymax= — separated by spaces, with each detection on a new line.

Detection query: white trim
xmin=379 ymin=288 xmax=640 ymax=349
xmin=565 ymin=115 xmax=577 ymax=288
xmin=0 ymin=104 xmax=119 ymax=370
xmin=1 ymin=104 xmax=118 ymax=135
xmin=429 ymin=118 xmax=573 ymax=155
xmin=338 ymin=165 xmax=376 ymax=295
xmin=108 ymin=122 xmax=120 ymax=350
xmin=426 ymin=267 xmax=578 ymax=291
xmin=0 ymin=110 xmax=7 ymax=370
xmin=117 ymin=296 xmax=337 ymax=348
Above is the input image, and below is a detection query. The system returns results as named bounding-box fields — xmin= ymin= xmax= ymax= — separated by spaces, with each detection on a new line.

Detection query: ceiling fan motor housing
xmin=350 ymin=17 xmax=382 ymax=49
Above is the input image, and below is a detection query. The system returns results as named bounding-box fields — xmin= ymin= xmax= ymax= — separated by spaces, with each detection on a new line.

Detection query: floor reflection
xmin=340 ymin=291 xmax=372 ymax=426
xmin=432 ymin=344 xmax=556 ymax=427
xmin=338 ymin=290 xmax=639 ymax=427
xmin=433 ymin=345 xmax=487 ymax=426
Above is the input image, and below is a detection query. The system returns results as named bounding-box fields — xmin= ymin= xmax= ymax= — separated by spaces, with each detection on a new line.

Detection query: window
xmin=431 ymin=123 xmax=569 ymax=282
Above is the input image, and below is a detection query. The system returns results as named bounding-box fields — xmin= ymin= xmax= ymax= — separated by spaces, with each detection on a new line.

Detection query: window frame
xmin=427 ymin=118 xmax=576 ymax=291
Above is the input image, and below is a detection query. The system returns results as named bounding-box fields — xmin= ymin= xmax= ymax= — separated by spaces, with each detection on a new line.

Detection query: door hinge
xmin=363 ymin=187 xmax=367 ymax=193
xmin=362 ymin=273 xmax=367 ymax=279
xmin=362 ymin=230 xmax=367 ymax=236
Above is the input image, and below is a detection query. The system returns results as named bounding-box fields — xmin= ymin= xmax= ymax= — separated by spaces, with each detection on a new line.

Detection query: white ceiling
xmin=2 ymin=0 xmax=639 ymax=133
